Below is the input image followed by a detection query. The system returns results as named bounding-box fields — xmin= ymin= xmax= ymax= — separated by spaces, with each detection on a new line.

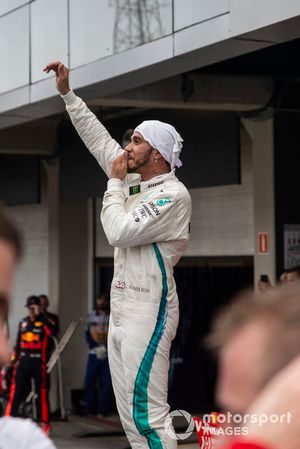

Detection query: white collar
xmin=126 ymin=170 xmax=176 ymax=196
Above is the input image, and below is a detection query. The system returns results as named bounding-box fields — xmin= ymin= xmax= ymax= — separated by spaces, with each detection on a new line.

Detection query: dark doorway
xmin=169 ymin=259 xmax=253 ymax=414
xmin=95 ymin=257 xmax=253 ymax=414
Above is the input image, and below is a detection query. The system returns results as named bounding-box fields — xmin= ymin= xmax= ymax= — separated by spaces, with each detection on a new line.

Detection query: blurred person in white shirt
xmin=0 ymin=207 xmax=56 ymax=449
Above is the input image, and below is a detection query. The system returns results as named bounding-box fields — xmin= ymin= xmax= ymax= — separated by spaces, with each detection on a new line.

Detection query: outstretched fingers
xmin=43 ymin=61 xmax=70 ymax=95
xmin=43 ymin=61 xmax=66 ymax=73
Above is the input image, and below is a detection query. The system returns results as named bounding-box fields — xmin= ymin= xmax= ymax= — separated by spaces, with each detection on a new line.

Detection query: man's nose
xmin=124 ymin=142 xmax=133 ymax=152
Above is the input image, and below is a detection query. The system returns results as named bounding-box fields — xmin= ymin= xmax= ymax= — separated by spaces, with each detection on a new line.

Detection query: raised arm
xmin=43 ymin=61 xmax=122 ymax=177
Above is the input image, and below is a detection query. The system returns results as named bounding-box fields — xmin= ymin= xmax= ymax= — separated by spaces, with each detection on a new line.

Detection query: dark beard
xmin=127 ymin=166 xmax=137 ymax=174
xmin=127 ymin=147 xmax=153 ymax=173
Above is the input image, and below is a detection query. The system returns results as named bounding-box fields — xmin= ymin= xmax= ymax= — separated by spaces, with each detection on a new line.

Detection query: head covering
xmin=25 ymin=295 xmax=40 ymax=307
xmin=134 ymin=120 xmax=183 ymax=169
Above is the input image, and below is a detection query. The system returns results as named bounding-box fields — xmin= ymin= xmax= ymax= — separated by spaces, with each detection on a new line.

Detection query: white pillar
xmin=43 ymin=158 xmax=60 ymax=412
xmin=243 ymin=118 xmax=276 ymax=287
xmin=44 ymin=158 xmax=60 ymax=312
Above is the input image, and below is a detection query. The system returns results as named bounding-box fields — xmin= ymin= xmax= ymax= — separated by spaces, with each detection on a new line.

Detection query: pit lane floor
xmin=50 ymin=414 xmax=199 ymax=449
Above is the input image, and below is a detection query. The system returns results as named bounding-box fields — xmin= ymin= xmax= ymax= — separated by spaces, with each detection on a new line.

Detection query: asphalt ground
xmin=50 ymin=414 xmax=200 ymax=449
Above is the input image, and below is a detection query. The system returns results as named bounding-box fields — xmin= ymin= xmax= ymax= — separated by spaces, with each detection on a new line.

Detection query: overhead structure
xmin=112 ymin=0 xmax=163 ymax=52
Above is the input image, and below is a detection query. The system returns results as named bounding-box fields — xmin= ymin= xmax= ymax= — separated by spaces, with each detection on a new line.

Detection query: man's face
xmin=216 ymin=320 xmax=272 ymax=414
xmin=286 ymin=271 xmax=300 ymax=283
xmin=96 ymin=297 xmax=108 ymax=311
xmin=40 ymin=296 xmax=48 ymax=313
xmin=0 ymin=240 xmax=16 ymax=365
xmin=28 ymin=306 xmax=35 ymax=320
xmin=124 ymin=131 xmax=153 ymax=174
xmin=257 ymin=280 xmax=271 ymax=292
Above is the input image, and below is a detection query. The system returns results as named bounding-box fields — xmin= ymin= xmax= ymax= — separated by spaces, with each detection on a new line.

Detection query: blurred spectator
xmin=279 ymin=271 xmax=288 ymax=284
xmin=208 ymin=282 xmax=300 ymax=449
xmin=0 ymin=416 xmax=56 ymax=449
xmin=209 ymin=284 xmax=300 ymax=413
xmin=84 ymin=294 xmax=112 ymax=416
xmin=39 ymin=295 xmax=60 ymax=338
xmin=39 ymin=294 xmax=60 ymax=416
xmin=0 ymin=207 xmax=55 ymax=447
xmin=240 ymin=354 xmax=300 ymax=449
xmin=257 ymin=274 xmax=272 ymax=292
xmin=280 ymin=266 xmax=300 ymax=284
xmin=5 ymin=296 xmax=56 ymax=435
xmin=0 ymin=209 xmax=21 ymax=367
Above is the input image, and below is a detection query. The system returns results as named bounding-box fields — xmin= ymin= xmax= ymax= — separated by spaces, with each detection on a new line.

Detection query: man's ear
xmin=153 ymin=150 xmax=163 ymax=159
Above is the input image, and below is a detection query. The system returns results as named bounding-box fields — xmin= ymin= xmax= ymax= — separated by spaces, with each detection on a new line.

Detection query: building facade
xmin=1 ymin=0 xmax=300 ymax=410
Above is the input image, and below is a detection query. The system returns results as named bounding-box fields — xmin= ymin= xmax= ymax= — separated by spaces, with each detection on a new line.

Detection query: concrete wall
xmin=8 ymin=201 xmax=49 ymax=342
xmin=7 ymin=194 xmax=91 ymax=409
xmin=243 ymin=119 xmax=276 ymax=285
xmin=187 ymin=126 xmax=253 ymax=256
xmin=58 ymin=199 xmax=90 ymax=409
xmin=95 ymin=126 xmax=253 ymax=258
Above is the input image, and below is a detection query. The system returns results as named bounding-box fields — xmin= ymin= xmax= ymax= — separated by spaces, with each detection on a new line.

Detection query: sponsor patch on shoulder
xmin=34 ymin=321 xmax=43 ymax=327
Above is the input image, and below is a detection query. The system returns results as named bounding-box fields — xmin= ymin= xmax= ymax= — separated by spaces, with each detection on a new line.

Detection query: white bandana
xmin=134 ymin=120 xmax=183 ymax=169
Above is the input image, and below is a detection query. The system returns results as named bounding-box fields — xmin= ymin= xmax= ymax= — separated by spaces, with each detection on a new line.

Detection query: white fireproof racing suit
xmin=62 ymin=90 xmax=192 ymax=449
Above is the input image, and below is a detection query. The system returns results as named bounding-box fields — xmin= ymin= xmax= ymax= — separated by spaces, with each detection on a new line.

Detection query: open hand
xmin=111 ymin=152 xmax=128 ymax=180
xmin=43 ymin=61 xmax=70 ymax=95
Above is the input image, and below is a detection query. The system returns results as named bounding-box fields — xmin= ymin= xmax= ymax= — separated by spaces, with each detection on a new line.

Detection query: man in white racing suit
xmin=44 ymin=62 xmax=192 ymax=449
